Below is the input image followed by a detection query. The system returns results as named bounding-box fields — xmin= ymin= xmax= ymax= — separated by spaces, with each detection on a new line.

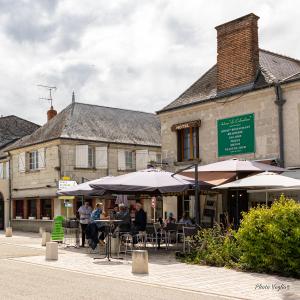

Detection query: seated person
xmin=115 ymin=204 xmax=131 ymax=233
xmin=165 ymin=212 xmax=176 ymax=225
xmin=179 ymin=212 xmax=193 ymax=225
xmin=110 ymin=204 xmax=119 ymax=219
xmin=131 ymin=202 xmax=147 ymax=244
xmin=133 ymin=202 xmax=147 ymax=232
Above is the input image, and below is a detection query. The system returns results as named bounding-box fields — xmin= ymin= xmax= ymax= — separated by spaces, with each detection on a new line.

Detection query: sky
xmin=0 ymin=0 xmax=299 ymax=125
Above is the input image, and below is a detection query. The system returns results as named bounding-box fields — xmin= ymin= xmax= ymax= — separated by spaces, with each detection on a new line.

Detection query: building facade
xmin=8 ymin=102 xmax=161 ymax=232
xmin=0 ymin=115 xmax=39 ymax=230
xmin=157 ymin=14 xmax=300 ymax=223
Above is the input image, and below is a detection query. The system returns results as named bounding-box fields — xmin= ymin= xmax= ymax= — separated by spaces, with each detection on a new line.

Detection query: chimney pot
xmin=47 ymin=106 xmax=57 ymax=121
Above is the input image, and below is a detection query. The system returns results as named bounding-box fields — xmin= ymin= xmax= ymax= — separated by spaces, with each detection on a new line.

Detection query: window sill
xmin=117 ymin=169 xmax=136 ymax=172
xmin=174 ymin=159 xmax=201 ymax=166
xmin=74 ymin=167 xmax=97 ymax=170
xmin=26 ymin=169 xmax=40 ymax=173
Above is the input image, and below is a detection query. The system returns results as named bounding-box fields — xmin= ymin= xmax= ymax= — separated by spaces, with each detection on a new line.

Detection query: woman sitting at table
xmin=178 ymin=212 xmax=193 ymax=225
xmin=165 ymin=212 xmax=176 ymax=225
xmin=115 ymin=204 xmax=131 ymax=233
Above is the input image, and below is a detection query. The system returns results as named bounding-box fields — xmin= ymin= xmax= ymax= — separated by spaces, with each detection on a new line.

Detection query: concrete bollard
xmin=39 ymin=227 xmax=45 ymax=237
xmin=45 ymin=242 xmax=58 ymax=260
xmin=110 ymin=237 xmax=120 ymax=255
xmin=132 ymin=250 xmax=149 ymax=274
xmin=41 ymin=232 xmax=51 ymax=246
xmin=5 ymin=227 xmax=12 ymax=237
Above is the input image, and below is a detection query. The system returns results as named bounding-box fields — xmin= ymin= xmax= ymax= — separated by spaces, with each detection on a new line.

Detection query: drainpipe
xmin=8 ymin=153 xmax=12 ymax=228
xmin=274 ymin=83 xmax=286 ymax=167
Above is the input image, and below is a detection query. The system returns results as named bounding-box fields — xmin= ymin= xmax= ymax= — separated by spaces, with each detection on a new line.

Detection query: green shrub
xmin=235 ymin=195 xmax=300 ymax=277
xmin=183 ymin=225 xmax=239 ymax=267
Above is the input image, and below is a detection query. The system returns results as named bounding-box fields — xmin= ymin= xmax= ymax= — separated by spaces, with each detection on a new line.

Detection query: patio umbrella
xmin=214 ymin=171 xmax=300 ymax=204
xmin=57 ymin=177 xmax=113 ymax=196
xmin=182 ymin=158 xmax=285 ymax=173
xmin=90 ymin=168 xmax=211 ymax=195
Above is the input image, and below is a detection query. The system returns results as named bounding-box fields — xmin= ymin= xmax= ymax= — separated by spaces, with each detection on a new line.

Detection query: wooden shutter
xmin=6 ymin=162 xmax=9 ymax=179
xmin=75 ymin=145 xmax=88 ymax=168
xmin=136 ymin=149 xmax=149 ymax=170
xmin=118 ymin=150 xmax=126 ymax=171
xmin=19 ymin=152 xmax=26 ymax=173
xmin=38 ymin=148 xmax=45 ymax=169
xmin=95 ymin=146 xmax=108 ymax=169
xmin=0 ymin=163 xmax=3 ymax=179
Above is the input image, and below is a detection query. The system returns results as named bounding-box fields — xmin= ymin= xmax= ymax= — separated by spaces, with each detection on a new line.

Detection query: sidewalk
xmin=1 ymin=231 xmax=299 ymax=300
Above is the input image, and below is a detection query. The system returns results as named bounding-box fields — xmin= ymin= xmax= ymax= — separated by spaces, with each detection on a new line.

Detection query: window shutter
xmin=136 ymin=149 xmax=149 ymax=170
xmin=0 ymin=163 xmax=3 ymax=179
xmin=76 ymin=145 xmax=88 ymax=168
xmin=38 ymin=148 xmax=45 ymax=169
xmin=19 ymin=152 xmax=26 ymax=173
xmin=118 ymin=150 xmax=126 ymax=171
xmin=5 ymin=162 xmax=9 ymax=179
xmin=95 ymin=146 xmax=108 ymax=169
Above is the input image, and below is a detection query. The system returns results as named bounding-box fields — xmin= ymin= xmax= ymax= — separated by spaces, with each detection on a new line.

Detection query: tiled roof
xmin=0 ymin=116 xmax=39 ymax=150
xmin=8 ymin=102 xmax=161 ymax=150
xmin=159 ymin=49 xmax=300 ymax=113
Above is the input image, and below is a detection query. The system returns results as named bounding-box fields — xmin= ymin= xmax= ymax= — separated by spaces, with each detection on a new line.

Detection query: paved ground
xmin=0 ymin=231 xmax=299 ymax=300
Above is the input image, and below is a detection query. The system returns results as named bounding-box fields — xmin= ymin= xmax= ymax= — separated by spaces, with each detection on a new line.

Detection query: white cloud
xmin=0 ymin=0 xmax=299 ymax=124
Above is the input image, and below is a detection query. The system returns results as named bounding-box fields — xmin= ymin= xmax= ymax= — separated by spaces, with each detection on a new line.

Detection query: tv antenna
xmin=37 ymin=84 xmax=57 ymax=107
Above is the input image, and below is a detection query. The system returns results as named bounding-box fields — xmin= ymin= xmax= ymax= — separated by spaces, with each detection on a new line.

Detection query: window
xmin=177 ymin=127 xmax=199 ymax=162
xmin=41 ymin=199 xmax=52 ymax=219
xmin=125 ymin=151 xmax=134 ymax=170
xmin=29 ymin=151 xmax=39 ymax=170
xmin=0 ymin=162 xmax=8 ymax=179
xmin=88 ymin=146 xmax=95 ymax=168
xmin=15 ymin=200 xmax=24 ymax=218
xmin=27 ymin=199 xmax=37 ymax=218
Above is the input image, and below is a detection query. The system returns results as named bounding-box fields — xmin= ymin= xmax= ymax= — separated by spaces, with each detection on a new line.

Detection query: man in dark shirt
xmin=134 ymin=202 xmax=147 ymax=231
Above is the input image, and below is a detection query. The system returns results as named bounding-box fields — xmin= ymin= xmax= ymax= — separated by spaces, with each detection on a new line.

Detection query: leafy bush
xmin=235 ymin=195 xmax=300 ymax=277
xmin=183 ymin=225 xmax=239 ymax=267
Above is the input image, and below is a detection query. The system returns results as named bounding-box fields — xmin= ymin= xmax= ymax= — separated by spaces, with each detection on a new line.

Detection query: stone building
xmin=0 ymin=115 xmax=39 ymax=230
xmin=157 ymin=13 xmax=300 ymax=223
xmin=7 ymin=101 xmax=161 ymax=232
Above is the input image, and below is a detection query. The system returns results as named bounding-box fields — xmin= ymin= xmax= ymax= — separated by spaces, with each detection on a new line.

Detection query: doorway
xmin=228 ymin=190 xmax=248 ymax=228
xmin=0 ymin=193 xmax=4 ymax=230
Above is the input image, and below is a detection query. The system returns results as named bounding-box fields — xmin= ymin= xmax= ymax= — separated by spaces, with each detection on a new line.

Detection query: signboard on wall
xmin=58 ymin=180 xmax=77 ymax=190
xmin=217 ymin=113 xmax=255 ymax=157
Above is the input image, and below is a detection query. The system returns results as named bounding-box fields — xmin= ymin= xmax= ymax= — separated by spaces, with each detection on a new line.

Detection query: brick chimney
xmin=47 ymin=106 xmax=57 ymax=121
xmin=215 ymin=13 xmax=260 ymax=93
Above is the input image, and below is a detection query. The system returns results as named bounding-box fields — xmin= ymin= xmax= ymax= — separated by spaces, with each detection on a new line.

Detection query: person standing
xmin=78 ymin=201 xmax=92 ymax=247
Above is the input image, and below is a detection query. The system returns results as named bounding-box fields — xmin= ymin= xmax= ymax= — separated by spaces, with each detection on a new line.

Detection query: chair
xmin=153 ymin=222 xmax=168 ymax=249
xmin=165 ymin=223 xmax=177 ymax=246
xmin=183 ymin=227 xmax=198 ymax=253
xmin=118 ymin=232 xmax=133 ymax=260
xmin=176 ymin=223 xmax=184 ymax=246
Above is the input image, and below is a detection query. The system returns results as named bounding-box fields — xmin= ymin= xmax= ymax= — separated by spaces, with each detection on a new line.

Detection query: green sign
xmin=217 ymin=113 xmax=255 ymax=157
xmin=51 ymin=215 xmax=64 ymax=242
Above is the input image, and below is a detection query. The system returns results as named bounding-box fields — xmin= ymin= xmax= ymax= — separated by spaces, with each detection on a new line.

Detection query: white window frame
xmin=29 ymin=151 xmax=39 ymax=171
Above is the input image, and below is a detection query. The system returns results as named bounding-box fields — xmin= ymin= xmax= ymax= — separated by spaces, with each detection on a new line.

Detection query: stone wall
xmin=160 ymin=87 xmax=278 ymax=170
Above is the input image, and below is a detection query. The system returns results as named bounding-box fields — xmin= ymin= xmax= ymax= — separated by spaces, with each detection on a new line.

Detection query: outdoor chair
xmin=183 ymin=227 xmax=198 ymax=253
xmin=176 ymin=223 xmax=184 ymax=246
xmin=165 ymin=223 xmax=177 ymax=245
xmin=152 ymin=222 xmax=169 ymax=249
xmin=118 ymin=232 xmax=133 ymax=260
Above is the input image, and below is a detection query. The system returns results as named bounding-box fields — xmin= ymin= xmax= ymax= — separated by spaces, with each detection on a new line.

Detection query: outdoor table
xmin=93 ymin=219 xmax=121 ymax=261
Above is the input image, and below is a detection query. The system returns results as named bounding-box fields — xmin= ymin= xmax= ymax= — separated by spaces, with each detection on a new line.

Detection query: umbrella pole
xmin=265 ymin=190 xmax=268 ymax=206
xmin=194 ymin=163 xmax=200 ymax=226
xmin=235 ymin=190 xmax=239 ymax=229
